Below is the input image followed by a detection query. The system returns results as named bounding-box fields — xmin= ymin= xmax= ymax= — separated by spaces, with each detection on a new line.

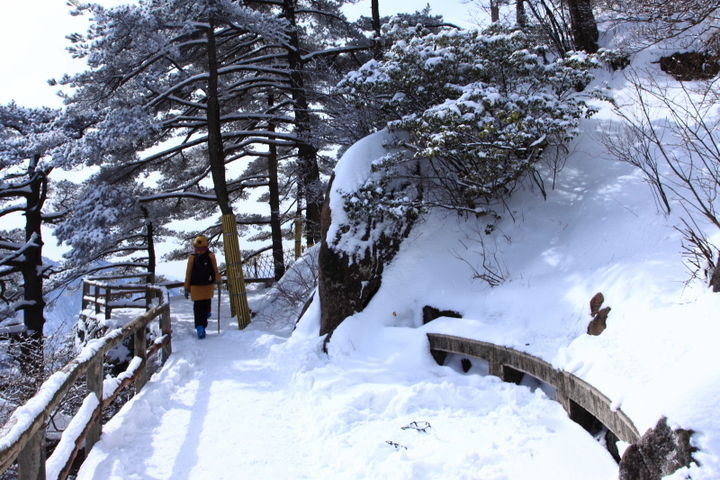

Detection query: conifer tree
xmin=338 ymin=21 xmax=599 ymax=216
xmin=61 ymin=0 xmax=294 ymax=281
xmin=52 ymin=172 xmax=177 ymax=284
xmin=0 ymin=103 xmax=78 ymax=375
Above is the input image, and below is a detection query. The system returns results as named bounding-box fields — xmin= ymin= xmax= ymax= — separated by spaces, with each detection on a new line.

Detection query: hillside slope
xmin=74 ymin=46 xmax=719 ymax=480
xmin=318 ymin=59 xmax=720 ymax=478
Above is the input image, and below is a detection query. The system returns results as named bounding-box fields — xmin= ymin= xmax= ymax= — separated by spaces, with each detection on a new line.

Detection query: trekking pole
xmin=217 ymin=279 xmax=222 ymax=334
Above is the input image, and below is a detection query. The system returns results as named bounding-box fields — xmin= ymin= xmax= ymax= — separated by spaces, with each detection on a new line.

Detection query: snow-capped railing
xmin=82 ymin=274 xmax=161 ymax=320
xmin=242 ymin=249 xmax=298 ymax=283
xmin=0 ymin=285 xmax=172 ymax=480
xmin=426 ymin=333 xmax=641 ymax=446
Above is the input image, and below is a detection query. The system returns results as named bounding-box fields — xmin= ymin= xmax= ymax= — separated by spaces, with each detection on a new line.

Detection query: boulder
xmin=619 ymin=417 xmax=696 ymax=480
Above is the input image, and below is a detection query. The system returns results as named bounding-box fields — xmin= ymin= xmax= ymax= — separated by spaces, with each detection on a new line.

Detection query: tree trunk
xmin=491 ymin=0 xmax=500 ymax=23
xmin=711 ymin=254 xmax=720 ymax=292
xmin=141 ymin=205 xmax=156 ymax=283
xmin=283 ymin=0 xmax=322 ymax=247
xmin=268 ymin=95 xmax=286 ymax=281
xmin=146 ymin=222 xmax=156 ymax=283
xmin=371 ymin=0 xmax=382 ymax=60
xmin=20 ymin=160 xmax=47 ymax=376
xmin=205 ymin=20 xmax=233 ymax=217
xmin=566 ymin=0 xmax=599 ymax=53
xmin=205 ymin=20 xmax=250 ymax=326
xmin=516 ymin=0 xmax=527 ymax=28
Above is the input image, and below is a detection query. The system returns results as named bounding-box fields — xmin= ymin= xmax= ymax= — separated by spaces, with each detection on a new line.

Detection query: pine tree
xmin=52 ymin=172 xmax=178 ymax=284
xmin=61 ymin=0 xmax=294 ymax=283
xmin=61 ymin=0 xmax=390 ymax=282
xmin=0 ymin=103 xmax=78 ymax=376
xmin=338 ymin=21 xmax=599 ymax=216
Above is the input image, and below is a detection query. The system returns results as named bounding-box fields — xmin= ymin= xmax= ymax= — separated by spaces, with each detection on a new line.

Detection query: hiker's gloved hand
xmin=184 ymin=288 xmax=190 ymax=299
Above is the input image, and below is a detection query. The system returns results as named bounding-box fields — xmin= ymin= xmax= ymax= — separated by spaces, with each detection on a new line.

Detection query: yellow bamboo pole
xmin=294 ymin=215 xmax=303 ymax=259
xmin=221 ymin=214 xmax=251 ymax=329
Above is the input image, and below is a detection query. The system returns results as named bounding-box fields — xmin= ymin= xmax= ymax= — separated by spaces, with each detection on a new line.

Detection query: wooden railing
xmin=427 ymin=333 xmax=641 ymax=445
xmin=0 ymin=284 xmax=172 ymax=480
xmin=242 ymin=250 xmax=298 ymax=283
xmin=82 ymin=275 xmax=161 ymax=320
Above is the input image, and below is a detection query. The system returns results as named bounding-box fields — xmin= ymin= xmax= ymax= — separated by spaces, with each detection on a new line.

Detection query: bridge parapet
xmin=426 ymin=333 xmax=640 ymax=445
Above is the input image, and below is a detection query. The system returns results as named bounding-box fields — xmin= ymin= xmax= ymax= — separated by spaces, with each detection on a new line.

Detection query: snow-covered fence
xmin=163 ymin=250 xmax=299 ymax=289
xmin=242 ymin=250 xmax=298 ymax=283
xmin=426 ymin=333 xmax=641 ymax=446
xmin=82 ymin=275 xmax=160 ymax=320
xmin=0 ymin=286 xmax=171 ymax=480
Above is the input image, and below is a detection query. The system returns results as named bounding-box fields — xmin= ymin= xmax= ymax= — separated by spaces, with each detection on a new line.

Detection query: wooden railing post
xmin=93 ymin=284 xmax=100 ymax=316
xmin=85 ymin=357 xmax=103 ymax=452
xmin=82 ymin=281 xmax=89 ymax=311
xmin=17 ymin=426 xmax=46 ymax=480
xmin=145 ymin=285 xmax=153 ymax=310
xmin=160 ymin=306 xmax=172 ymax=363
xmin=134 ymin=327 xmax=148 ymax=392
xmin=488 ymin=361 xmax=504 ymax=378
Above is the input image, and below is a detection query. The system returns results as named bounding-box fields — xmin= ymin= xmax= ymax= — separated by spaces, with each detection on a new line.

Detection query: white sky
xmin=0 ymin=0 xmax=478 ymax=109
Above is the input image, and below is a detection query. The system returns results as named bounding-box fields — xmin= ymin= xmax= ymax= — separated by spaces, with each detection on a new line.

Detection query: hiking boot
xmin=196 ymin=325 xmax=205 ymax=339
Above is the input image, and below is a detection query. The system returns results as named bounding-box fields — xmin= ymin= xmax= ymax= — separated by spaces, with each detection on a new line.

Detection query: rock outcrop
xmin=619 ymin=417 xmax=696 ymax=480
xmin=317 ymin=185 xmax=413 ymax=342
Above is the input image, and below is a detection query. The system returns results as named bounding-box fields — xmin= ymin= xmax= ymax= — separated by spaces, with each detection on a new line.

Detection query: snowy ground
xmin=73 ymin=127 xmax=720 ymax=480
xmin=72 ymin=41 xmax=720 ymax=480
xmin=75 ymin=110 xmax=720 ymax=480
xmin=76 ymin=293 xmax=619 ymax=480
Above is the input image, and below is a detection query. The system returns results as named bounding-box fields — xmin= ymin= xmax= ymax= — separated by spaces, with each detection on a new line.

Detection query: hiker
xmin=184 ymin=235 xmax=221 ymax=339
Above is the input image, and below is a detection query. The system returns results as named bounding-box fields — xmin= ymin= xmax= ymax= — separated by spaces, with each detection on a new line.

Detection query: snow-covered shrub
xmin=253 ymin=245 xmax=319 ymax=329
xmin=339 ymin=21 xmax=600 ymax=215
xmin=604 ymin=68 xmax=720 ymax=290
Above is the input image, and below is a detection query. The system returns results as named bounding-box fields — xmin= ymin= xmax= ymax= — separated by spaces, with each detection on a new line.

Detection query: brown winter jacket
xmin=184 ymin=252 xmax=221 ymax=301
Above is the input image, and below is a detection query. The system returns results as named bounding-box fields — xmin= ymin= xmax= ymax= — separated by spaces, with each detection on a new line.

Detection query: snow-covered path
xmin=78 ymin=294 xmax=321 ymax=479
xmin=76 ymin=293 xmax=619 ymax=480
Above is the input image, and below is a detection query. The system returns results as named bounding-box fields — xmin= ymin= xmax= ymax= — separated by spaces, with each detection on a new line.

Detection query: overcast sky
xmin=0 ymin=0 xmax=478 ymax=109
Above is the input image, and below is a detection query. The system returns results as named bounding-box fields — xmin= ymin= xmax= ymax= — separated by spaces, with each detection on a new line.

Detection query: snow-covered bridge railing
xmin=82 ymin=275 xmax=161 ymax=320
xmin=0 ymin=286 xmax=171 ymax=480
xmin=161 ymin=249 xmax=300 ymax=289
xmin=239 ymin=249 xmax=299 ymax=283
xmin=426 ymin=333 xmax=641 ymax=447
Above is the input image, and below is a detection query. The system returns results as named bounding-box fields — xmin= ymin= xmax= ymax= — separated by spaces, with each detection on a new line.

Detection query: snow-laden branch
xmin=0 ymin=203 xmax=28 ymax=218
xmin=0 ymin=233 xmax=41 ymax=268
xmin=139 ymin=192 xmax=218 ymax=203
xmin=301 ymin=45 xmax=372 ymax=63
